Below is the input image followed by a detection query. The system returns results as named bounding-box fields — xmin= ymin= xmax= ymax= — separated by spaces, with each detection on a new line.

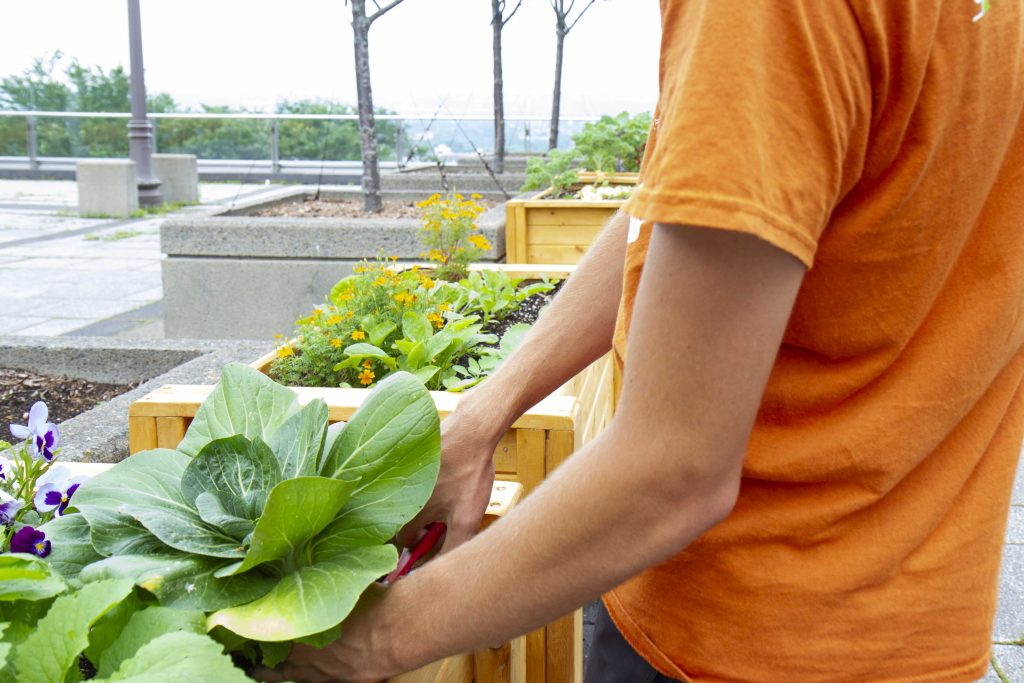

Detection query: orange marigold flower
xmin=394 ymin=292 xmax=416 ymax=306
xmin=351 ymin=330 xmax=366 ymax=341
xmin=276 ymin=346 xmax=294 ymax=358
xmin=358 ymin=368 xmax=375 ymax=385
xmin=468 ymin=234 xmax=492 ymax=251
xmin=346 ymin=311 xmax=354 ymax=319
xmin=427 ymin=312 xmax=444 ymax=328
xmin=330 ymin=338 xmax=343 ymax=348
xmin=373 ymin=277 xmax=388 ymax=287
xmin=438 ymin=302 xmax=451 ymax=312
xmin=471 ymin=193 xmax=482 ymax=200
xmin=326 ymin=315 xmax=342 ymax=325
xmin=362 ymin=359 xmax=374 ymax=368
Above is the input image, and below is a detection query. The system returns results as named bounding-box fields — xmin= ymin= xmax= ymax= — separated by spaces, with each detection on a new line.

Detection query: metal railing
xmin=0 ymin=110 xmax=599 ymax=174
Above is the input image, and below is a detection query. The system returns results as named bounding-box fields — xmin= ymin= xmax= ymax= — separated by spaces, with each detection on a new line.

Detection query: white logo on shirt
xmin=973 ymin=0 xmax=990 ymax=22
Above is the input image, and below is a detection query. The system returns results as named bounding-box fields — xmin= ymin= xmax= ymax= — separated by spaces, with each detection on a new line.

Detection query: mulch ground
xmin=250 ymin=197 xmax=490 ymax=220
xmin=0 ymin=368 xmax=137 ymax=428
xmin=483 ymin=279 xmax=565 ymax=339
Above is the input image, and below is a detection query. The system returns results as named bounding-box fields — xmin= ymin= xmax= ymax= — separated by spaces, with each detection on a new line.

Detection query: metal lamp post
xmin=126 ymin=0 xmax=161 ymax=205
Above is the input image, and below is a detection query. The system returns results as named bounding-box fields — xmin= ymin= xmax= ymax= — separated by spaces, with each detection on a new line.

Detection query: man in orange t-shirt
xmin=262 ymin=2 xmax=1024 ymax=682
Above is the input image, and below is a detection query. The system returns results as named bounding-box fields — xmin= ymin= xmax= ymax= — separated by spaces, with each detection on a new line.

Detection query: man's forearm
xmin=455 ymin=210 xmax=629 ymax=435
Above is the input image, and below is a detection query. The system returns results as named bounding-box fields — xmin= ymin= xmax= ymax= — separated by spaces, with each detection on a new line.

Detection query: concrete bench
xmin=76 ymin=159 xmax=138 ymax=217
xmin=152 ymin=154 xmax=198 ymax=204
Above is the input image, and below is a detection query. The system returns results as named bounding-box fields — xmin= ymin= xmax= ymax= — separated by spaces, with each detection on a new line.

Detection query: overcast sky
xmin=0 ymin=1 xmax=661 ymax=120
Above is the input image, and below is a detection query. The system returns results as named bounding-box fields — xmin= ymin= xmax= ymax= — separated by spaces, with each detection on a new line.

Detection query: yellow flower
xmin=427 ymin=312 xmax=444 ymax=328
xmin=471 ymin=193 xmax=482 ymax=200
xmin=326 ymin=315 xmax=342 ymax=325
xmin=420 ymin=276 xmax=435 ymax=288
xmin=274 ymin=333 xmax=284 ymax=340
xmin=346 ymin=311 xmax=354 ymax=319
xmin=330 ymin=338 xmax=343 ymax=348
xmin=394 ymin=292 xmax=416 ymax=306
xmin=337 ymin=290 xmax=354 ymax=301
xmin=276 ymin=346 xmax=294 ymax=358
xmin=438 ymin=302 xmax=451 ymax=312
xmin=373 ymin=277 xmax=388 ymax=287
xmin=358 ymin=368 xmax=375 ymax=385
xmin=351 ymin=330 xmax=366 ymax=341
xmin=468 ymin=234 xmax=492 ymax=251
xmin=362 ymin=359 xmax=374 ymax=369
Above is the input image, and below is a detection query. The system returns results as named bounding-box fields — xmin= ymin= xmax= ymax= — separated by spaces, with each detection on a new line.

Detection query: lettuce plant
xmin=41 ymin=363 xmax=441 ymax=653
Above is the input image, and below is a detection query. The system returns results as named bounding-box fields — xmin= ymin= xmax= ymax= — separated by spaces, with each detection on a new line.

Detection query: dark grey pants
xmin=584 ymin=602 xmax=681 ymax=683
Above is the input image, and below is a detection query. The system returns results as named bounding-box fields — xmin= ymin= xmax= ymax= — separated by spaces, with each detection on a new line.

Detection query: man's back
xmin=610 ymin=1 xmax=1024 ymax=680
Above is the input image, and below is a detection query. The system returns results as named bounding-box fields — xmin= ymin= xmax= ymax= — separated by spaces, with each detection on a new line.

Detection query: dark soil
xmin=250 ymin=197 xmax=490 ymax=220
xmin=483 ymin=279 xmax=565 ymax=340
xmin=0 ymin=368 xmax=137 ymax=428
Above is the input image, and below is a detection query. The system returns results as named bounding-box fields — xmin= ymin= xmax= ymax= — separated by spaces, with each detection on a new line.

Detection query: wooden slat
xmin=525 ymin=628 xmax=546 ymax=683
xmin=128 ymin=416 xmax=157 ymax=455
xmin=512 ymin=204 xmax=529 ymax=264
xmin=525 ymin=206 xmax=617 ymax=228
xmin=526 ymin=245 xmax=590 ymax=265
xmin=546 ymin=612 xmax=583 ymax=683
xmin=546 ymin=430 xmax=575 ymax=476
xmin=391 ymin=652 xmax=473 ymax=683
xmin=492 ymin=430 xmax=518 ymax=474
xmin=129 ymin=385 xmax=577 ymax=431
xmin=155 ymin=417 xmax=188 ymax=450
xmin=480 ymin=481 xmax=523 ymax=531
xmin=525 ymin=225 xmax=603 ymax=247
xmin=514 ymin=429 xmax=546 ymax=495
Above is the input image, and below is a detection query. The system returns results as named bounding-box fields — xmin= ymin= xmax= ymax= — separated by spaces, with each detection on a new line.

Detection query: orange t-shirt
xmin=608 ymin=2 xmax=1024 ymax=682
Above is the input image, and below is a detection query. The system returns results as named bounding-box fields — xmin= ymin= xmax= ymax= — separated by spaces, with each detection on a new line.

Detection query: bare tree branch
xmin=501 ymin=0 xmax=523 ymax=27
xmin=368 ymin=0 xmax=407 ymax=25
xmin=566 ymin=0 xmax=598 ymax=33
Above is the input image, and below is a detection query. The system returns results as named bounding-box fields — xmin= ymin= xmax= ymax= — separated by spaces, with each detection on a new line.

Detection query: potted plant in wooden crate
xmin=505 ymin=112 xmax=650 ymax=264
xmin=1 ymin=378 xmax=525 ymax=682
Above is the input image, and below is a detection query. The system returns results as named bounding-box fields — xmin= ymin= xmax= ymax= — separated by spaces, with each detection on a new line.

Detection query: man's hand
xmin=396 ymin=408 xmax=499 ymax=552
xmin=253 ymin=584 xmax=402 ymax=683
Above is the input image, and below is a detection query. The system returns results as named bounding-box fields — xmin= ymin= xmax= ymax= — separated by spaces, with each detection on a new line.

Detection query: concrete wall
xmin=160 ymin=190 xmax=507 ymax=340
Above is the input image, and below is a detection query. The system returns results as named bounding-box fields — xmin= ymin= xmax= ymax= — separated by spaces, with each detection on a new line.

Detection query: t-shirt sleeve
xmin=625 ymin=0 xmax=872 ymax=267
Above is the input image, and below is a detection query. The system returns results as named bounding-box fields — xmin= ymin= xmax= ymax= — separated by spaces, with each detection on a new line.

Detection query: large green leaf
xmin=176 ymin=363 xmax=300 ymax=458
xmin=217 ymin=477 xmax=355 ymax=577
xmin=181 ymin=435 xmax=282 ymax=517
xmin=79 ymin=554 xmax=274 ymax=613
xmin=38 ymin=514 xmax=104 ymax=584
xmin=266 ymin=399 xmax=328 ymax=479
xmin=207 ymin=544 xmax=397 ymax=641
xmin=402 ymin=310 xmax=433 ymax=343
xmin=319 ymin=372 xmax=440 ymax=541
xmin=84 ymin=592 xmax=145 ymax=674
xmin=13 ymin=579 xmax=133 ymax=683
xmin=120 ymin=503 xmax=246 ymax=559
xmin=73 ymin=448 xmax=191 ymax=554
xmin=97 ymin=631 xmax=250 ymax=682
xmin=98 ymin=606 xmax=206 ymax=678
xmin=0 ymin=555 xmax=65 ymax=602
xmin=194 ymin=492 xmax=254 ymax=539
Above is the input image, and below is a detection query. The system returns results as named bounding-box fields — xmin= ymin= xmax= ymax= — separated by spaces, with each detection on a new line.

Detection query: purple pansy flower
xmin=0 ymin=491 xmax=21 ymax=526
xmin=10 ymin=401 xmax=60 ymax=461
xmin=33 ymin=466 xmax=88 ymax=516
xmin=0 ymin=454 xmax=9 ymax=481
xmin=10 ymin=526 xmax=50 ymax=558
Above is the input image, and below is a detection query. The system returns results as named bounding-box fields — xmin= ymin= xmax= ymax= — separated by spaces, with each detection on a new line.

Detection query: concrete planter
xmin=505 ymin=172 xmax=639 ymax=264
xmin=159 ymin=186 xmax=506 ymax=340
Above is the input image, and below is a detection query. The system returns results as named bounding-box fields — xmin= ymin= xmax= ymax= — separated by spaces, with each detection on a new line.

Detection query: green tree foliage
xmin=0 ymin=54 xmax=402 ymax=161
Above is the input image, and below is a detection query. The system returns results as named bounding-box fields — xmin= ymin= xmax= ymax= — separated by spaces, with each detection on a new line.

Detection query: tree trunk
xmin=351 ymin=0 xmax=382 ymax=213
xmin=549 ymin=25 xmax=565 ymax=151
xmin=491 ymin=0 xmax=505 ymax=175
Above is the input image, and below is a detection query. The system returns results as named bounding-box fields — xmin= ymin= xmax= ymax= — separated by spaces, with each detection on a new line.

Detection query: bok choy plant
xmin=40 ymin=363 xmax=440 ymax=653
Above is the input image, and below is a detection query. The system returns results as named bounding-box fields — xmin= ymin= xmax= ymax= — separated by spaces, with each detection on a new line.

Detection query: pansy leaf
xmin=181 ymin=435 xmax=281 ymax=518
xmin=98 ymin=631 xmax=250 ymax=683
xmin=0 ymin=555 xmax=65 ymax=602
xmin=79 ymin=554 xmax=274 ymax=612
xmin=176 ymin=364 xmax=300 ymax=458
xmin=216 ymin=477 xmax=354 ymax=577
xmin=266 ymin=399 xmax=328 ymax=479
xmin=319 ymin=372 xmax=440 ymax=542
xmin=38 ymin=514 xmax=104 ymax=585
xmin=98 ymin=606 xmax=206 ymax=678
xmin=13 ymin=578 xmax=133 ymax=683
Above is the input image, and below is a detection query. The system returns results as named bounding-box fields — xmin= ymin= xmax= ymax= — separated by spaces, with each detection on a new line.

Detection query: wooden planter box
xmin=126 ymin=264 xmax=615 ymax=683
xmin=66 ymin=463 xmax=525 ymax=683
xmin=505 ymin=172 xmax=639 ymax=264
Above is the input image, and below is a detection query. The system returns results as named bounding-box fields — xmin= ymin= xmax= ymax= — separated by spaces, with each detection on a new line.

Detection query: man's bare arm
xmin=400 ymin=210 xmax=629 ymax=549
xmin=263 ymin=224 xmax=806 ymax=681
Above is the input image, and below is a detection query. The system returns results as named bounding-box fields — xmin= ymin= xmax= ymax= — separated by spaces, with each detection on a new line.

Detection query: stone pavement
xmin=0 ymin=180 xmax=280 ymax=338
xmin=0 ymin=178 xmax=1022 ymax=680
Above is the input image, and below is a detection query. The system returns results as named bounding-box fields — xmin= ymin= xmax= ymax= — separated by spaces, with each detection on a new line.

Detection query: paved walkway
xmin=0 ymin=180 xmax=279 ymax=338
xmin=0 ymin=179 xmax=1021 ymax=680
